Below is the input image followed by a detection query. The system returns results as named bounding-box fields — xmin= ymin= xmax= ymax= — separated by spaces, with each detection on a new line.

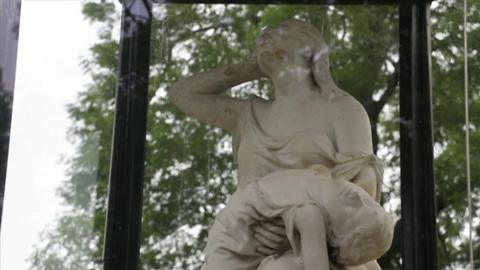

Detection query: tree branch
xmin=373 ymin=61 xmax=400 ymax=116
xmin=173 ymin=25 xmax=220 ymax=44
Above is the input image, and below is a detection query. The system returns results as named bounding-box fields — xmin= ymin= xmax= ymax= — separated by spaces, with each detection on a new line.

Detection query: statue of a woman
xmin=168 ymin=20 xmax=393 ymax=270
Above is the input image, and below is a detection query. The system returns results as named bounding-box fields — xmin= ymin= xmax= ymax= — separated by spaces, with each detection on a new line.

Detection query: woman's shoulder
xmin=331 ymin=90 xmax=363 ymax=107
xmin=331 ymin=93 xmax=368 ymax=120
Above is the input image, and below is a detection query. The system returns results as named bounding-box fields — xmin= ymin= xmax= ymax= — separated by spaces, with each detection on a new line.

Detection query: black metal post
xmin=0 ymin=0 xmax=21 ymax=231
xmin=399 ymin=1 xmax=437 ymax=270
xmin=103 ymin=0 xmax=152 ymax=269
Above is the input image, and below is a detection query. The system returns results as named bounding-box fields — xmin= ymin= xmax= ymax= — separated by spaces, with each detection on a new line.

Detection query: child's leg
xmin=294 ymin=204 xmax=330 ymax=270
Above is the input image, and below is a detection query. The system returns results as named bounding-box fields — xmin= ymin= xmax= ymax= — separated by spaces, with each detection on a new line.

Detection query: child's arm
xmin=294 ymin=204 xmax=330 ymax=270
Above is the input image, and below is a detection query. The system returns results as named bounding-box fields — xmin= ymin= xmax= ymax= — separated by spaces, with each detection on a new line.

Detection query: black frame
xmin=0 ymin=0 xmax=437 ymax=270
xmin=399 ymin=3 xmax=437 ymax=270
xmin=0 ymin=0 xmax=21 ymax=230
xmin=103 ymin=0 xmax=153 ymax=269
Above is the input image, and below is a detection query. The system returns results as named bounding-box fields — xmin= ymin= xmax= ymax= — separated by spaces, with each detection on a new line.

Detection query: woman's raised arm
xmin=168 ymin=56 xmax=264 ymax=133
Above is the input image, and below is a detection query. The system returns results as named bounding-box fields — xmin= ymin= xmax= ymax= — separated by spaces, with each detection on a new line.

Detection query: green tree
xmin=28 ymin=1 xmax=479 ymax=269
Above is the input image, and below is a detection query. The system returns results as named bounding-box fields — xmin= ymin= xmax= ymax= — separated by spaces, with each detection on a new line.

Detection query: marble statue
xmin=168 ymin=20 xmax=394 ymax=270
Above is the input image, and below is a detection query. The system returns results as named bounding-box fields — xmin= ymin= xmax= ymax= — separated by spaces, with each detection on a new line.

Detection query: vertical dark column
xmin=103 ymin=0 xmax=152 ymax=270
xmin=399 ymin=1 xmax=437 ymax=270
xmin=0 ymin=0 xmax=21 ymax=230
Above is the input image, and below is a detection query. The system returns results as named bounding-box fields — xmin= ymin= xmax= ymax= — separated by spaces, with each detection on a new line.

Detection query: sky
xmin=1 ymin=1 xmax=99 ymax=269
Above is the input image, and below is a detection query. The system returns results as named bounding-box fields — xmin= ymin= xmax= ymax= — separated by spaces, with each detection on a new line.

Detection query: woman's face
xmin=255 ymin=25 xmax=312 ymax=78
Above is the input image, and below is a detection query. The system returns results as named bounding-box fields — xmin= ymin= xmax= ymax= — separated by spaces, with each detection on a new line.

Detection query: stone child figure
xmin=204 ymin=166 xmax=394 ymax=270
xmin=168 ymin=19 xmax=394 ymax=269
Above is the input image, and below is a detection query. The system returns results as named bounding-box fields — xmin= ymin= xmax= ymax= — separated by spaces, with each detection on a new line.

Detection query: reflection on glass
xmin=431 ymin=1 xmax=479 ymax=269
xmin=1 ymin=1 xmax=117 ymax=270
xmin=8 ymin=1 xmax=477 ymax=269
xmin=145 ymin=4 xmax=399 ymax=270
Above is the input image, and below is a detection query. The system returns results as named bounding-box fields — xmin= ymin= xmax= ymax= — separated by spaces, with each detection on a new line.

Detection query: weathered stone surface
xmin=169 ymin=20 xmax=394 ymax=270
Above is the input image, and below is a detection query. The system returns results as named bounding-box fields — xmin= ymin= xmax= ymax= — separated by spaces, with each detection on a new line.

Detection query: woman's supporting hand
xmin=253 ymin=218 xmax=290 ymax=255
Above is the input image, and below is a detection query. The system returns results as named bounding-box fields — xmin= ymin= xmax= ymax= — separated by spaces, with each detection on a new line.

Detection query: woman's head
xmin=255 ymin=20 xmax=333 ymax=89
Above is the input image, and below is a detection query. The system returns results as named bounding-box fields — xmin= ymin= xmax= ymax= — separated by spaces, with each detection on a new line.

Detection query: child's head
xmin=327 ymin=180 xmax=394 ymax=266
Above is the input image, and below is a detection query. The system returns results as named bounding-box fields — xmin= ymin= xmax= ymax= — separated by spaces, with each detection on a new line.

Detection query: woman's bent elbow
xmin=353 ymin=167 xmax=377 ymax=199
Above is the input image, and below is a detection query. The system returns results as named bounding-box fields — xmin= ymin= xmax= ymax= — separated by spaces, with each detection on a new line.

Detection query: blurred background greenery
xmin=28 ymin=1 xmax=479 ymax=269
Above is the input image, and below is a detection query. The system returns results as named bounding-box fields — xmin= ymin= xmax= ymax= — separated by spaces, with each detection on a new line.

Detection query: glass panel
xmin=431 ymin=1 xmax=479 ymax=269
xmin=144 ymin=3 xmax=400 ymax=270
xmin=1 ymin=1 xmax=120 ymax=269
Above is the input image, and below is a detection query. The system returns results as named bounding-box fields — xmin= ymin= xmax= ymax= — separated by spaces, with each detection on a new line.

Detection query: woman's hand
xmin=225 ymin=50 xmax=264 ymax=81
xmin=244 ymin=51 xmax=265 ymax=79
xmin=253 ymin=218 xmax=290 ymax=255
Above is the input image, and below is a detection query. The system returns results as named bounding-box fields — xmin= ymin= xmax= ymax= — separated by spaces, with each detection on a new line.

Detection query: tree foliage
xmin=28 ymin=1 xmax=479 ymax=270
